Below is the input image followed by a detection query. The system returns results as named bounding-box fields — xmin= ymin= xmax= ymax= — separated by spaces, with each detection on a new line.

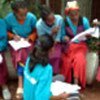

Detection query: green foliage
xmin=26 ymin=1 xmax=41 ymax=19
xmin=0 ymin=0 xmax=41 ymax=18
xmin=86 ymin=37 xmax=100 ymax=52
xmin=0 ymin=0 xmax=11 ymax=18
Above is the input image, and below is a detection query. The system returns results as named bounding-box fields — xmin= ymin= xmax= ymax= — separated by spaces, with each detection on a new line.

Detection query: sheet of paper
xmin=0 ymin=54 xmax=3 ymax=64
xmin=71 ymin=27 xmax=100 ymax=42
xmin=51 ymin=81 xmax=81 ymax=96
xmin=91 ymin=27 xmax=100 ymax=38
xmin=9 ymin=38 xmax=31 ymax=51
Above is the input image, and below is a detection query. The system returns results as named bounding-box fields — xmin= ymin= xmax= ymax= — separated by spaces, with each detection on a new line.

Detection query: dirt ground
xmin=0 ymin=80 xmax=100 ymax=100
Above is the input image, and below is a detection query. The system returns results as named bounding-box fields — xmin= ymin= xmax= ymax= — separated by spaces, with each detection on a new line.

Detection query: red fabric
xmin=0 ymin=53 xmax=8 ymax=85
xmin=61 ymin=42 xmax=88 ymax=88
xmin=65 ymin=8 xmax=79 ymax=15
xmin=96 ymin=66 xmax=100 ymax=82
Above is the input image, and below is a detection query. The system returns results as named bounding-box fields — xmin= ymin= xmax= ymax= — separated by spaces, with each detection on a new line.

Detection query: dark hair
xmin=11 ymin=0 xmax=27 ymax=12
xmin=29 ymin=34 xmax=54 ymax=72
xmin=39 ymin=5 xmax=52 ymax=21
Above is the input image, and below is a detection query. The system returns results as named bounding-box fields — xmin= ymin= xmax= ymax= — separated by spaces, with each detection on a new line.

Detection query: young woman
xmin=0 ymin=19 xmax=11 ymax=100
xmin=36 ymin=5 xmax=65 ymax=75
xmin=61 ymin=1 xmax=90 ymax=89
xmin=5 ymin=1 xmax=37 ymax=99
xmin=23 ymin=34 xmax=53 ymax=100
xmin=23 ymin=34 xmax=69 ymax=100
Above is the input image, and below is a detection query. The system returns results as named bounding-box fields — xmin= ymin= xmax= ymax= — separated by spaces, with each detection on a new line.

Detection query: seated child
xmin=23 ymin=34 xmax=69 ymax=100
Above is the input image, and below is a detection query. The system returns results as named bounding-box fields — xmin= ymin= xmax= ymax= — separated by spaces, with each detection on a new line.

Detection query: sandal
xmin=2 ymin=87 xmax=11 ymax=100
xmin=16 ymin=88 xmax=23 ymax=99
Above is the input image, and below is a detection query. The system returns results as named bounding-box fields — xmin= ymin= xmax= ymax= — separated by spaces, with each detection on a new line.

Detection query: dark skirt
xmin=0 ymin=53 xmax=8 ymax=85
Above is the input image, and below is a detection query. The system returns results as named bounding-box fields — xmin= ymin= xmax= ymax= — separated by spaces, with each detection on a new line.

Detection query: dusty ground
xmin=0 ymin=51 xmax=100 ymax=100
xmin=0 ymin=80 xmax=100 ymax=100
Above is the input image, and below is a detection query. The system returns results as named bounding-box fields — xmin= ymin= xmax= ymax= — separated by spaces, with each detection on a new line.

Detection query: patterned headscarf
xmin=65 ymin=1 xmax=79 ymax=15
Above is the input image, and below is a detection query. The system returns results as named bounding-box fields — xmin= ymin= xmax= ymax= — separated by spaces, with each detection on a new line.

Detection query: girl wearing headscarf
xmin=61 ymin=1 xmax=90 ymax=89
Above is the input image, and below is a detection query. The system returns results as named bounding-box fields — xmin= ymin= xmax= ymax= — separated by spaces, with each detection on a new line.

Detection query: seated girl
xmin=61 ymin=1 xmax=90 ymax=89
xmin=36 ymin=5 xmax=65 ymax=75
xmin=5 ymin=0 xmax=37 ymax=99
xmin=23 ymin=34 xmax=69 ymax=100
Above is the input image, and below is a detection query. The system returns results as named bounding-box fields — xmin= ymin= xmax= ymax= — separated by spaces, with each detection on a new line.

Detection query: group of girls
xmin=0 ymin=0 xmax=99 ymax=100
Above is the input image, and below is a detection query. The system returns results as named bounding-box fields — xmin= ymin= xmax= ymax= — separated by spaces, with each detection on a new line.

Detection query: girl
xmin=36 ymin=5 xmax=65 ymax=75
xmin=61 ymin=1 xmax=90 ymax=89
xmin=0 ymin=19 xmax=11 ymax=100
xmin=5 ymin=0 xmax=37 ymax=99
xmin=23 ymin=34 xmax=54 ymax=100
xmin=23 ymin=34 xmax=69 ymax=100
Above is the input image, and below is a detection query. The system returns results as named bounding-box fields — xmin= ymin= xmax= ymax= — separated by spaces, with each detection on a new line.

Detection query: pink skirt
xmin=0 ymin=53 xmax=8 ymax=85
xmin=49 ymin=43 xmax=62 ymax=74
xmin=9 ymin=43 xmax=34 ymax=69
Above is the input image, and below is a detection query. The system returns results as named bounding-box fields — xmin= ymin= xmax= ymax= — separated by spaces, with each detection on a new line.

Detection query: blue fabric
xmin=66 ymin=16 xmax=90 ymax=35
xmin=5 ymin=12 xmax=37 ymax=38
xmin=0 ymin=19 xmax=7 ymax=51
xmin=17 ymin=65 xmax=24 ymax=76
xmin=83 ymin=17 xmax=90 ymax=30
xmin=62 ymin=16 xmax=90 ymax=42
xmin=66 ymin=17 xmax=77 ymax=35
xmin=36 ymin=15 xmax=65 ymax=42
xmin=23 ymin=57 xmax=53 ymax=100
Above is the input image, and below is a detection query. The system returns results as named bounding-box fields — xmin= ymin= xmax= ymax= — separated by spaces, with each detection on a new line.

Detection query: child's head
xmin=40 ymin=5 xmax=55 ymax=27
xmin=65 ymin=1 xmax=80 ymax=22
xmin=11 ymin=0 xmax=28 ymax=21
xmin=29 ymin=34 xmax=54 ymax=72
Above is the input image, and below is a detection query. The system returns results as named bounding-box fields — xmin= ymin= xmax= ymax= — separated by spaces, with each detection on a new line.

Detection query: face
xmin=69 ymin=10 xmax=79 ymax=22
xmin=15 ymin=8 xmax=28 ymax=21
xmin=45 ymin=13 xmax=55 ymax=26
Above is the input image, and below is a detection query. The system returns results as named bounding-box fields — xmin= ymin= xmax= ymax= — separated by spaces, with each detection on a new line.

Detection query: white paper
xmin=0 ymin=54 xmax=3 ymax=64
xmin=24 ymin=71 xmax=37 ymax=85
xmin=51 ymin=81 xmax=81 ymax=96
xmin=91 ymin=27 xmax=100 ymax=38
xmin=71 ymin=27 xmax=100 ymax=42
xmin=9 ymin=38 xmax=31 ymax=51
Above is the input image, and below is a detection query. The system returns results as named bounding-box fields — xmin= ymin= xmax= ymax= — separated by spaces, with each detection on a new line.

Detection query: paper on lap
xmin=51 ymin=81 xmax=81 ymax=96
xmin=91 ymin=27 xmax=100 ymax=38
xmin=9 ymin=38 xmax=31 ymax=51
xmin=0 ymin=54 xmax=3 ymax=64
xmin=71 ymin=27 xmax=100 ymax=42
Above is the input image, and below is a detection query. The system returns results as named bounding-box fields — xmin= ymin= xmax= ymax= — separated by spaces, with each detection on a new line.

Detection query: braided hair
xmin=29 ymin=34 xmax=54 ymax=72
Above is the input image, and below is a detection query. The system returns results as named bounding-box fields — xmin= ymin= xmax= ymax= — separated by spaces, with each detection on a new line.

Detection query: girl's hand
xmin=14 ymin=35 xmax=21 ymax=41
xmin=52 ymin=26 xmax=60 ymax=34
xmin=25 ymin=38 xmax=29 ymax=42
xmin=59 ymin=92 xmax=69 ymax=99
xmin=50 ymin=93 xmax=69 ymax=100
xmin=85 ymin=34 xmax=92 ymax=38
xmin=54 ymin=41 xmax=60 ymax=45
xmin=64 ymin=36 xmax=70 ymax=42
